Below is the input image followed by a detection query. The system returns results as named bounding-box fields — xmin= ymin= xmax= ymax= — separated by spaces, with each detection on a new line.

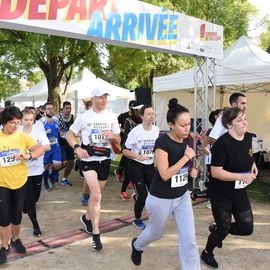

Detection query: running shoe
xmin=131 ymin=238 xmax=143 ymax=266
xmin=0 ymin=248 xmax=7 ymax=265
xmin=120 ymin=191 xmax=129 ymax=201
xmin=131 ymin=192 xmax=137 ymax=202
xmin=80 ymin=214 xmax=92 ymax=234
xmin=33 ymin=226 xmax=42 ymax=237
xmin=61 ymin=178 xmax=73 ymax=186
xmin=132 ymin=218 xmax=146 ymax=230
xmin=92 ymin=234 xmax=102 ymax=251
xmin=209 ymin=221 xmax=217 ymax=233
xmin=10 ymin=238 xmax=26 ymax=254
xmin=206 ymin=200 xmax=212 ymax=209
xmin=127 ymin=182 xmax=133 ymax=189
xmin=81 ymin=194 xmax=90 ymax=206
xmin=114 ymin=168 xmax=123 ymax=183
xmin=201 ymin=249 xmax=218 ymax=269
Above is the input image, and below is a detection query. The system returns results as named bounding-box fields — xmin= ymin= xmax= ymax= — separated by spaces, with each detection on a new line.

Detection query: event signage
xmin=0 ymin=0 xmax=223 ymax=59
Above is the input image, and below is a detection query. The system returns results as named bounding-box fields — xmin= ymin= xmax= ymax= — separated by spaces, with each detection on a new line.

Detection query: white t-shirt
xmin=70 ymin=108 xmax=120 ymax=162
xmin=208 ymin=115 xmax=227 ymax=140
xmin=19 ymin=122 xmax=50 ymax=176
xmin=125 ymin=124 xmax=160 ymax=165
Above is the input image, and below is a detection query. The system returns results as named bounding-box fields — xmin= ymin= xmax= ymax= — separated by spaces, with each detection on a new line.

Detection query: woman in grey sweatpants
xmin=131 ymin=98 xmax=201 ymax=270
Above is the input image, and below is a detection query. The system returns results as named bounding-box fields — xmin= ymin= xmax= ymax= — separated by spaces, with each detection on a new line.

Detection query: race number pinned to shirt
xmin=235 ymin=181 xmax=248 ymax=189
xmin=60 ymin=131 xmax=66 ymax=139
xmin=49 ymin=137 xmax=58 ymax=145
xmin=141 ymin=145 xmax=154 ymax=159
xmin=0 ymin=149 xmax=21 ymax=167
xmin=171 ymin=167 xmax=189 ymax=188
xmin=90 ymin=129 xmax=105 ymax=144
xmin=234 ymin=172 xmax=251 ymax=189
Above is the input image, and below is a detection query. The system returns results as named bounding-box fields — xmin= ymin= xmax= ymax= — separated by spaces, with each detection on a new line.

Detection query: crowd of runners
xmin=0 ymin=90 xmax=258 ymax=269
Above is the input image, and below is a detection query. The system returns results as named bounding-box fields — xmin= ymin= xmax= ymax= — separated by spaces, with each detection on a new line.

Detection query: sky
xmin=248 ymin=0 xmax=270 ymax=41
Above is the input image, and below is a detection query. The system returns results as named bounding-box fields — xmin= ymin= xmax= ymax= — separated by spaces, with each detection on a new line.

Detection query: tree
xmin=260 ymin=17 xmax=270 ymax=53
xmin=106 ymin=0 xmax=256 ymax=92
xmin=0 ymin=30 xmax=103 ymax=112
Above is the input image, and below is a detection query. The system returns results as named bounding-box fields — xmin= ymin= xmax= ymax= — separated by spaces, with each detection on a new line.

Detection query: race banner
xmin=0 ymin=0 xmax=223 ymax=59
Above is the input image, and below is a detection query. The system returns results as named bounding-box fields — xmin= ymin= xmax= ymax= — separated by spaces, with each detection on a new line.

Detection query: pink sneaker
xmin=120 ymin=192 xmax=129 ymax=201
xmin=114 ymin=169 xmax=123 ymax=183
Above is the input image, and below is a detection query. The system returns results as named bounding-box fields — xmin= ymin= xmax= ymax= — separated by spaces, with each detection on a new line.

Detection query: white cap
xmin=90 ymin=88 xmax=110 ymax=98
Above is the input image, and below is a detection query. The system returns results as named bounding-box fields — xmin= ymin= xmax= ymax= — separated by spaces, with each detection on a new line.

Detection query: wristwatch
xmin=73 ymin=144 xmax=80 ymax=150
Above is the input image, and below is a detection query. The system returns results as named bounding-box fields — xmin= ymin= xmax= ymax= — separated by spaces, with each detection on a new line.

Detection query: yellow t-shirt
xmin=0 ymin=130 xmax=37 ymax=189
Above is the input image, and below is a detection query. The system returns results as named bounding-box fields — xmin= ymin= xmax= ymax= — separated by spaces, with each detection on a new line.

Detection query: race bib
xmin=0 ymin=150 xmax=21 ymax=167
xmin=49 ymin=137 xmax=58 ymax=145
xmin=141 ymin=145 xmax=154 ymax=159
xmin=235 ymin=180 xmax=248 ymax=189
xmin=90 ymin=129 xmax=105 ymax=144
xmin=171 ymin=167 xmax=189 ymax=188
xmin=60 ymin=131 xmax=67 ymax=138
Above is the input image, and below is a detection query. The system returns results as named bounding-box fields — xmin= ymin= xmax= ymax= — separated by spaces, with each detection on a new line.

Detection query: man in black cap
xmin=114 ymin=100 xmax=136 ymax=183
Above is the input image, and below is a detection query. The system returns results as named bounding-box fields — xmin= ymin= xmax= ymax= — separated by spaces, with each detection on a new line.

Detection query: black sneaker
xmin=131 ymin=238 xmax=143 ymax=266
xmin=201 ymin=249 xmax=218 ymax=269
xmin=33 ymin=226 xmax=42 ymax=237
xmin=11 ymin=238 xmax=26 ymax=254
xmin=209 ymin=221 xmax=217 ymax=233
xmin=92 ymin=234 xmax=102 ymax=251
xmin=80 ymin=214 xmax=92 ymax=234
xmin=0 ymin=248 xmax=7 ymax=265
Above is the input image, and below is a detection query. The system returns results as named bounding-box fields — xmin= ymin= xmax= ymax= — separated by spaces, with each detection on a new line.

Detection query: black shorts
xmin=80 ymin=159 xmax=111 ymax=181
xmin=60 ymin=144 xmax=75 ymax=161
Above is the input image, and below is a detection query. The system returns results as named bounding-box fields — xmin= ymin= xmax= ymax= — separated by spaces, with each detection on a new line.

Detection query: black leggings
xmin=0 ymin=183 xmax=27 ymax=227
xmin=206 ymin=192 xmax=253 ymax=253
xmin=24 ymin=175 xmax=43 ymax=228
xmin=121 ymin=158 xmax=130 ymax=192
xmin=129 ymin=160 xmax=155 ymax=219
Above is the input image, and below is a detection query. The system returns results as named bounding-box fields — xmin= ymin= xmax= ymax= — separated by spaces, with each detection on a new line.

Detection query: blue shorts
xmin=61 ymin=144 xmax=75 ymax=161
xmin=44 ymin=146 xmax=62 ymax=165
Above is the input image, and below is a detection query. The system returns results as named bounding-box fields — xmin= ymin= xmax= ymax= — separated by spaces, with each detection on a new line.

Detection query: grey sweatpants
xmin=134 ymin=191 xmax=201 ymax=270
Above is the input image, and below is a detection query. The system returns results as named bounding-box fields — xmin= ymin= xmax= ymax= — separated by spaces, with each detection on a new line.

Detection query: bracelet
xmin=28 ymin=153 xmax=33 ymax=160
xmin=184 ymin=154 xmax=191 ymax=161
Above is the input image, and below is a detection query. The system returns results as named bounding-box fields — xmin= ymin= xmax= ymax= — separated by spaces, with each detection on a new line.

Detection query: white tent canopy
xmin=153 ymin=36 xmax=270 ymax=150
xmin=154 ymin=36 xmax=270 ymax=93
xmin=8 ymin=69 xmax=134 ymax=115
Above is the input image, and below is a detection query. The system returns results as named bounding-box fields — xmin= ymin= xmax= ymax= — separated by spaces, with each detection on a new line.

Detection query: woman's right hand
xmin=137 ymin=154 xmax=149 ymax=161
xmin=239 ymin=173 xmax=256 ymax=184
xmin=184 ymin=146 xmax=195 ymax=160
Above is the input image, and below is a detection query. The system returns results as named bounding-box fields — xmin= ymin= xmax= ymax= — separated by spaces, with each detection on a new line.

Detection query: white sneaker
xmin=206 ymin=201 xmax=212 ymax=209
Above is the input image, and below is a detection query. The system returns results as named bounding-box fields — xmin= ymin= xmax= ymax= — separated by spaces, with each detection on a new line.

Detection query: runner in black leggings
xmin=0 ymin=106 xmax=44 ymax=265
xmin=201 ymin=107 xmax=258 ymax=269
xmin=123 ymin=105 xmax=159 ymax=229
xmin=21 ymin=109 xmax=50 ymax=237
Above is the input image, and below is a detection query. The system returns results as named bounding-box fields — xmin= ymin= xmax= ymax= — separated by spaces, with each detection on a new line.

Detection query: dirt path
xmin=5 ymin=171 xmax=270 ymax=270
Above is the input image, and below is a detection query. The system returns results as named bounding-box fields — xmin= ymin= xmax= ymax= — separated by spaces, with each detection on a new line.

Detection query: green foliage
xmin=0 ymin=30 xmax=103 ymax=111
xmin=260 ymin=18 xmax=270 ymax=53
xmin=0 ymin=0 xmax=256 ymax=102
xmin=107 ymin=0 xmax=256 ymax=91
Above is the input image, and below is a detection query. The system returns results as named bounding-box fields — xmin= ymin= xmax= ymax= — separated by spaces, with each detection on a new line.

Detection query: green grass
xmin=247 ymin=181 xmax=270 ymax=204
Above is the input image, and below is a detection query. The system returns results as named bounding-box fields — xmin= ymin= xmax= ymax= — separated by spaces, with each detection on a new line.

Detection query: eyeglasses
xmin=6 ymin=120 xmax=21 ymax=126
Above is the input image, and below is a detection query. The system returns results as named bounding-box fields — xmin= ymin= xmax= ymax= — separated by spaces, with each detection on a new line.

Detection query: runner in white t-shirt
xmin=20 ymin=109 xmax=50 ymax=237
xmin=66 ymin=88 xmax=120 ymax=251
xmin=123 ymin=105 xmax=159 ymax=230
xmin=208 ymin=93 xmax=247 ymax=145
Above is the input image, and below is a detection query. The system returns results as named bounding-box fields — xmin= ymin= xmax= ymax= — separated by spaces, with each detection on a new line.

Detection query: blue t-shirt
xmin=40 ymin=116 xmax=60 ymax=149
